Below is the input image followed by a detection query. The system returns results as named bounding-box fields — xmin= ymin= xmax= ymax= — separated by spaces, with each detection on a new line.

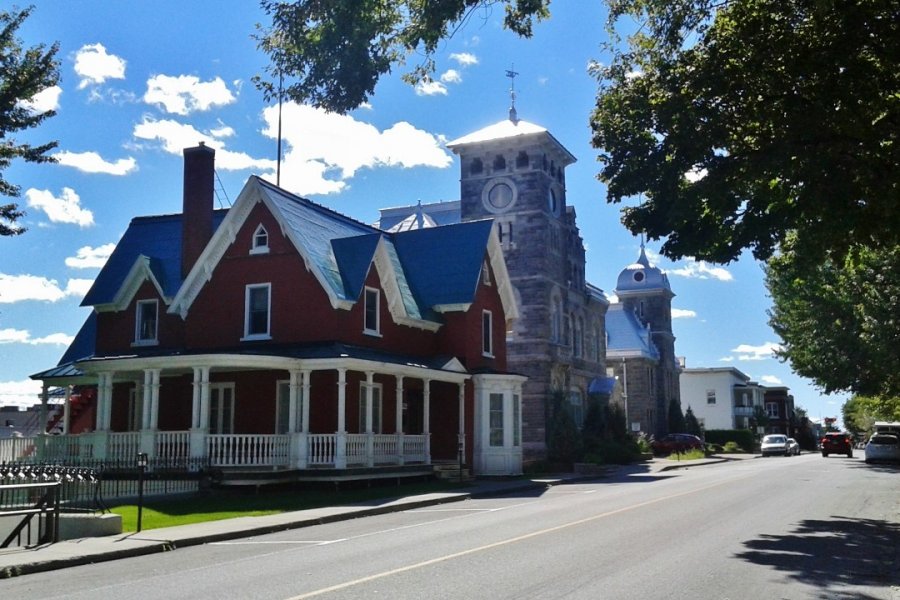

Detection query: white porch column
xmin=423 ymin=378 xmax=431 ymax=463
xmin=190 ymin=366 xmax=210 ymax=460
xmin=364 ymin=371 xmax=375 ymax=467
xmin=395 ymin=375 xmax=405 ymax=465
xmin=147 ymin=369 xmax=161 ymax=431
xmin=301 ymin=369 xmax=311 ymax=434
xmin=93 ymin=372 xmax=114 ymax=460
xmin=139 ymin=370 xmax=156 ymax=458
xmin=335 ymin=368 xmax=347 ymax=468
xmin=458 ymin=382 xmax=466 ymax=463
xmin=289 ymin=370 xmax=307 ymax=469
xmin=62 ymin=385 xmax=71 ymax=435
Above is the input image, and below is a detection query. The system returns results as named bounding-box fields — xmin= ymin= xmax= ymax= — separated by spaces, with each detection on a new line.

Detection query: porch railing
xmin=107 ymin=432 xmax=140 ymax=462
xmin=206 ymin=434 xmax=291 ymax=468
xmin=156 ymin=431 xmax=190 ymax=463
xmin=308 ymin=434 xmax=336 ymax=466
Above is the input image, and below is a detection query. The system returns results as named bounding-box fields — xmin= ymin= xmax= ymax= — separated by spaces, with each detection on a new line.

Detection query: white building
xmin=679 ymin=367 xmax=765 ymax=431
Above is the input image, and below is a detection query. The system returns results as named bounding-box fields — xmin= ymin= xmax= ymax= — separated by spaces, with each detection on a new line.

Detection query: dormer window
xmin=251 ymin=225 xmax=269 ymax=254
xmin=482 ymin=260 xmax=492 ymax=286
xmin=134 ymin=299 xmax=158 ymax=345
xmin=364 ymin=287 xmax=381 ymax=336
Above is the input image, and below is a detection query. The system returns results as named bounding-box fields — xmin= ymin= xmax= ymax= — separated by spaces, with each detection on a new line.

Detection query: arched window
xmin=251 ymin=225 xmax=269 ymax=254
xmin=516 ymin=151 xmax=529 ymax=168
xmin=493 ymin=154 xmax=506 ymax=172
xmin=470 ymin=158 xmax=483 ymax=176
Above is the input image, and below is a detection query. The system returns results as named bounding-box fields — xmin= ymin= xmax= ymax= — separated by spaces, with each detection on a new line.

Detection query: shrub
xmin=705 ymin=429 xmax=755 ymax=452
xmin=583 ymin=440 xmax=638 ymax=465
xmin=723 ymin=441 xmax=743 ymax=453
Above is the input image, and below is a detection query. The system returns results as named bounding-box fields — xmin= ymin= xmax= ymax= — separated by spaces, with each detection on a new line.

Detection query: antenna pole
xmin=505 ymin=65 xmax=519 ymax=123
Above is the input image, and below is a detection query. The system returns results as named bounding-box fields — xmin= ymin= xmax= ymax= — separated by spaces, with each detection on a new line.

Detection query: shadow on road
xmin=735 ymin=516 xmax=899 ymax=599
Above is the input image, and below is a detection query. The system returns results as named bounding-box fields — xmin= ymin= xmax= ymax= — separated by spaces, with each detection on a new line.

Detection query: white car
xmin=761 ymin=434 xmax=791 ymax=457
xmin=787 ymin=438 xmax=801 ymax=455
xmin=864 ymin=433 xmax=900 ymax=464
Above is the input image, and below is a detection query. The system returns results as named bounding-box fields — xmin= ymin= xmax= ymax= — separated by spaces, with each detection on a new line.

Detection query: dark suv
xmin=821 ymin=432 xmax=853 ymax=458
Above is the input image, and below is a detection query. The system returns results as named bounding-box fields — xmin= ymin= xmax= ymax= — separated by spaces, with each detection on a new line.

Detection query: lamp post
xmin=136 ymin=452 xmax=148 ymax=533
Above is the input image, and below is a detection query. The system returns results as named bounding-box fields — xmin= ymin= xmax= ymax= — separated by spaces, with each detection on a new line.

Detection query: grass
xmin=664 ymin=448 xmax=708 ymax=461
xmin=109 ymin=479 xmax=465 ymax=532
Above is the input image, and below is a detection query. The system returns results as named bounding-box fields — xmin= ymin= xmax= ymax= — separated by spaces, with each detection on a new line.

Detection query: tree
xmin=684 ymin=406 xmax=702 ymax=437
xmin=591 ymin=0 xmax=900 ymax=264
xmin=254 ymin=0 xmax=549 ymax=113
xmin=766 ymin=239 xmax=900 ymax=399
xmin=843 ymin=395 xmax=900 ymax=437
xmin=0 ymin=6 xmax=60 ymax=236
xmin=667 ymin=397 xmax=685 ymax=433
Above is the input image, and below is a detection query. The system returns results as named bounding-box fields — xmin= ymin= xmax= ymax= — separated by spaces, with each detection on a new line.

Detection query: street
xmin=3 ymin=454 xmax=898 ymax=599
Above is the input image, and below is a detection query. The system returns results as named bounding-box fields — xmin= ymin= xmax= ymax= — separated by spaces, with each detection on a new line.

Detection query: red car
xmin=651 ymin=434 xmax=704 ymax=456
xmin=821 ymin=432 xmax=854 ymax=458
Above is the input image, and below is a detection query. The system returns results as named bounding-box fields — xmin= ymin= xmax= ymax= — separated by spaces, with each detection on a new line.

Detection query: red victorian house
xmin=25 ymin=145 xmax=525 ymax=478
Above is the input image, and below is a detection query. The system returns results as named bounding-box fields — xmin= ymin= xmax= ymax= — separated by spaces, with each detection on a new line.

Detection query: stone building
xmin=379 ymin=111 xmax=609 ymax=461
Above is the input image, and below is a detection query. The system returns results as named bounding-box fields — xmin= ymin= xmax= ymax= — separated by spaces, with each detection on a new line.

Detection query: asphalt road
xmin=4 ymin=454 xmax=898 ymax=599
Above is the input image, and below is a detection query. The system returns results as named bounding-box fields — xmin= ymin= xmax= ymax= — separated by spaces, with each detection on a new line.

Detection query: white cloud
xmin=144 ymin=74 xmax=236 ymax=115
xmin=760 ymin=375 xmax=783 ymax=385
xmin=209 ymin=123 xmax=235 ymax=138
xmin=668 ymin=258 xmax=733 ymax=282
xmin=74 ymin=43 xmax=126 ymax=89
xmin=19 ymin=85 xmax=62 ymax=112
xmin=54 ymin=151 xmax=137 ymax=175
xmin=260 ymin=103 xmax=452 ymax=196
xmin=415 ymin=80 xmax=448 ymax=96
xmin=450 ymin=52 xmax=478 ymax=66
xmin=0 ymin=273 xmax=93 ymax=303
xmin=25 ymin=188 xmax=94 ymax=227
xmin=133 ymin=118 xmax=273 ymax=172
xmin=718 ymin=356 xmax=735 ymax=362
xmin=671 ymin=308 xmax=696 ymax=319
xmin=731 ymin=342 xmax=782 ymax=361
xmin=65 ymin=244 xmax=116 ymax=269
xmin=0 ymin=328 xmax=73 ymax=346
xmin=685 ymin=167 xmax=707 ymax=183
xmin=0 ymin=379 xmax=44 ymax=408
xmin=441 ymin=69 xmax=462 ymax=84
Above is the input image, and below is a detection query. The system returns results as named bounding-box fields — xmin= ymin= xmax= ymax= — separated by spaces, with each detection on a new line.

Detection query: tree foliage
xmin=0 ymin=6 xmax=60 ymax=236
xmin=255 ymin=0 xmax=549 ymax=113
xmin=592 ymin=0 xmax=900 ymax=264
xmin=667 ymin=397 xmax=685 ymax=433
xmin=842 ymin=395 xmax=900 ymax=437
xmin=766 ymin=240 xmax=900 ymax=399
xmin=683 ymin=405 xmax=702 ymax=437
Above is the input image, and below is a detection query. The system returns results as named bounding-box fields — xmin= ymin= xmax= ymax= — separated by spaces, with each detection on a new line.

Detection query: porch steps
xmin=432 ymin=462 xmax=472 ymax=482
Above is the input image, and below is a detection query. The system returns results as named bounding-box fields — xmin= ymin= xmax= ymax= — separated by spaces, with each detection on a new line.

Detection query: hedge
xmin=704 ymin=429 xmax=755 ymax=452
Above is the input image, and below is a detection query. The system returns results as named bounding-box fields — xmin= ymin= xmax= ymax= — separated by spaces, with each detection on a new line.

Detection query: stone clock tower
xmin=446 ymin=111 xmax=609 ymax=461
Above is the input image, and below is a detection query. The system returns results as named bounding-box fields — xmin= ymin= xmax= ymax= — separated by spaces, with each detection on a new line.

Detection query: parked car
xmin=821 ymin=432 xmax=854 ymax=458
xmin=864 ymin=433 xmax=900 ymax=464
xmin=761 ymin=434 xmax=791 ymax=457
xmin=787 ymin=438 xmax=801 ymax=456
xmin=651 ymin=433 xmax=704 ymax=456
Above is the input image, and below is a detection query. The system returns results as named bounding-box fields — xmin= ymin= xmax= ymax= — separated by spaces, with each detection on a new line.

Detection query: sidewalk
xmin=0 ymin=454 xmax=751 ymax=579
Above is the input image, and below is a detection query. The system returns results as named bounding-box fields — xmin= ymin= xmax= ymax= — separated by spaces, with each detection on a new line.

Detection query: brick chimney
xmin=181 ymin=143 xmax=215 ymax=279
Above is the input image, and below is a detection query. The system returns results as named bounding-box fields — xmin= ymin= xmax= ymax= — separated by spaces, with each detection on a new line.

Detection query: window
xmin=251 ymin=225 xmax=269 ymax=254
xmin=482 ymin=310 xmax=493 ymax=357
xmin=766 ymin=402 xmax=779 ymax=419
xmin=493 ymin=154 xmax=506 ymax=172
xmin=209 ymin=383 xmax=235 ymax=434
xmin=489 ymin=393 xmax=504 ymax=447
xmin=127 ymin=387 xmax=141 ymax=431
xmin=706 ymin=389 xmax=717 ymax=405
xmin=135 ymin=299 xmax=158 ymax=344
xmin=359 ymin=382 xmax=383 ymax=433
xmin=512 ymin=394 xmax=521 ymax=447
xmin=470 ymin=158 xmax=483 ymax=176
xmin=364 ymin=287 xmax=380 ymax=335
xmin=516 ymin=151 xmax=529 ymax=169
xmin=482 ymin=260 xmax=491 ymax=286
xmin=568 ymin=390 xmax=584 ymax=429
xmin=276 ymin=381 xmax=291 ymax=434
xmin=244 ymin=284 xmax=271 ymax=339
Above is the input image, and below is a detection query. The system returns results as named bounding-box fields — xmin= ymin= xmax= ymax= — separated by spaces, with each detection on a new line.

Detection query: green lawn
xmin=110 ymin=480 xmax=465 ymax=532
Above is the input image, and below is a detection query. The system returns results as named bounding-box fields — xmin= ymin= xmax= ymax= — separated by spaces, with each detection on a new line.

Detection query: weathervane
xmin=506 ymin=64 xmax=519 ymax=123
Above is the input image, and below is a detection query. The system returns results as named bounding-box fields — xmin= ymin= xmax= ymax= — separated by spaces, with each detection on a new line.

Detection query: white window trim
xmin=133 ymin=299 xmax=159 ymax=346
xmin=250 ymin=224 xmax=270 ymax=255
xmin=482 ymin=309 xmax=494 ymax=357
xmin=243 ymin=283 xmax=272 ymax=341
xmin=363 ymin=287 xmax=381 ymax=336
xmin=359 ymin=382 xmax=383 ymax=433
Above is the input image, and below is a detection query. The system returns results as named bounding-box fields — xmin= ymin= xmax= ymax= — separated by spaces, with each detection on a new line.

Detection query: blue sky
xmin=0 ymin=1 xmax=846 ymax=423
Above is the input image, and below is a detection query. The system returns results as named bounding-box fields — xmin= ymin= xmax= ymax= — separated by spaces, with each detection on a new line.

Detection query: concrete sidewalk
xmin=0 ymin=455 xmax=751 ymax=579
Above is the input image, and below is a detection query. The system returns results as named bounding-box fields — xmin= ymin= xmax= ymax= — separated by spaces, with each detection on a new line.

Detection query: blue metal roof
xmin=390 ymin=219 xmax=493 ymax=309
xmin=605 ymin=303 xmax=659 ymax=360
xmin=82 ymin=210 xmax=228 ymax=306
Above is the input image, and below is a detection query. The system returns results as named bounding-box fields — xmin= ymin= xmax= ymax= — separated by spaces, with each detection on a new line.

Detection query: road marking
xmin=284 ymin=475 xmax=751 ymax=599
xmin=211 ymin=540 xmax=345 ymax=546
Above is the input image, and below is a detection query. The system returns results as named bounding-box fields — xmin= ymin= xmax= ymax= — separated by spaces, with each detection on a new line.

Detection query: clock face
xmin=488 ymin=182 xmax=514 ymax=209
xmin=482 ymin=178 xmax=517 ymax=213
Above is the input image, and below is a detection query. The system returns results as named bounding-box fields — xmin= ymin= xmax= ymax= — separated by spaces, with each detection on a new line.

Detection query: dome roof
xmin=615 ymin=245 xmax=672 ymax=295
